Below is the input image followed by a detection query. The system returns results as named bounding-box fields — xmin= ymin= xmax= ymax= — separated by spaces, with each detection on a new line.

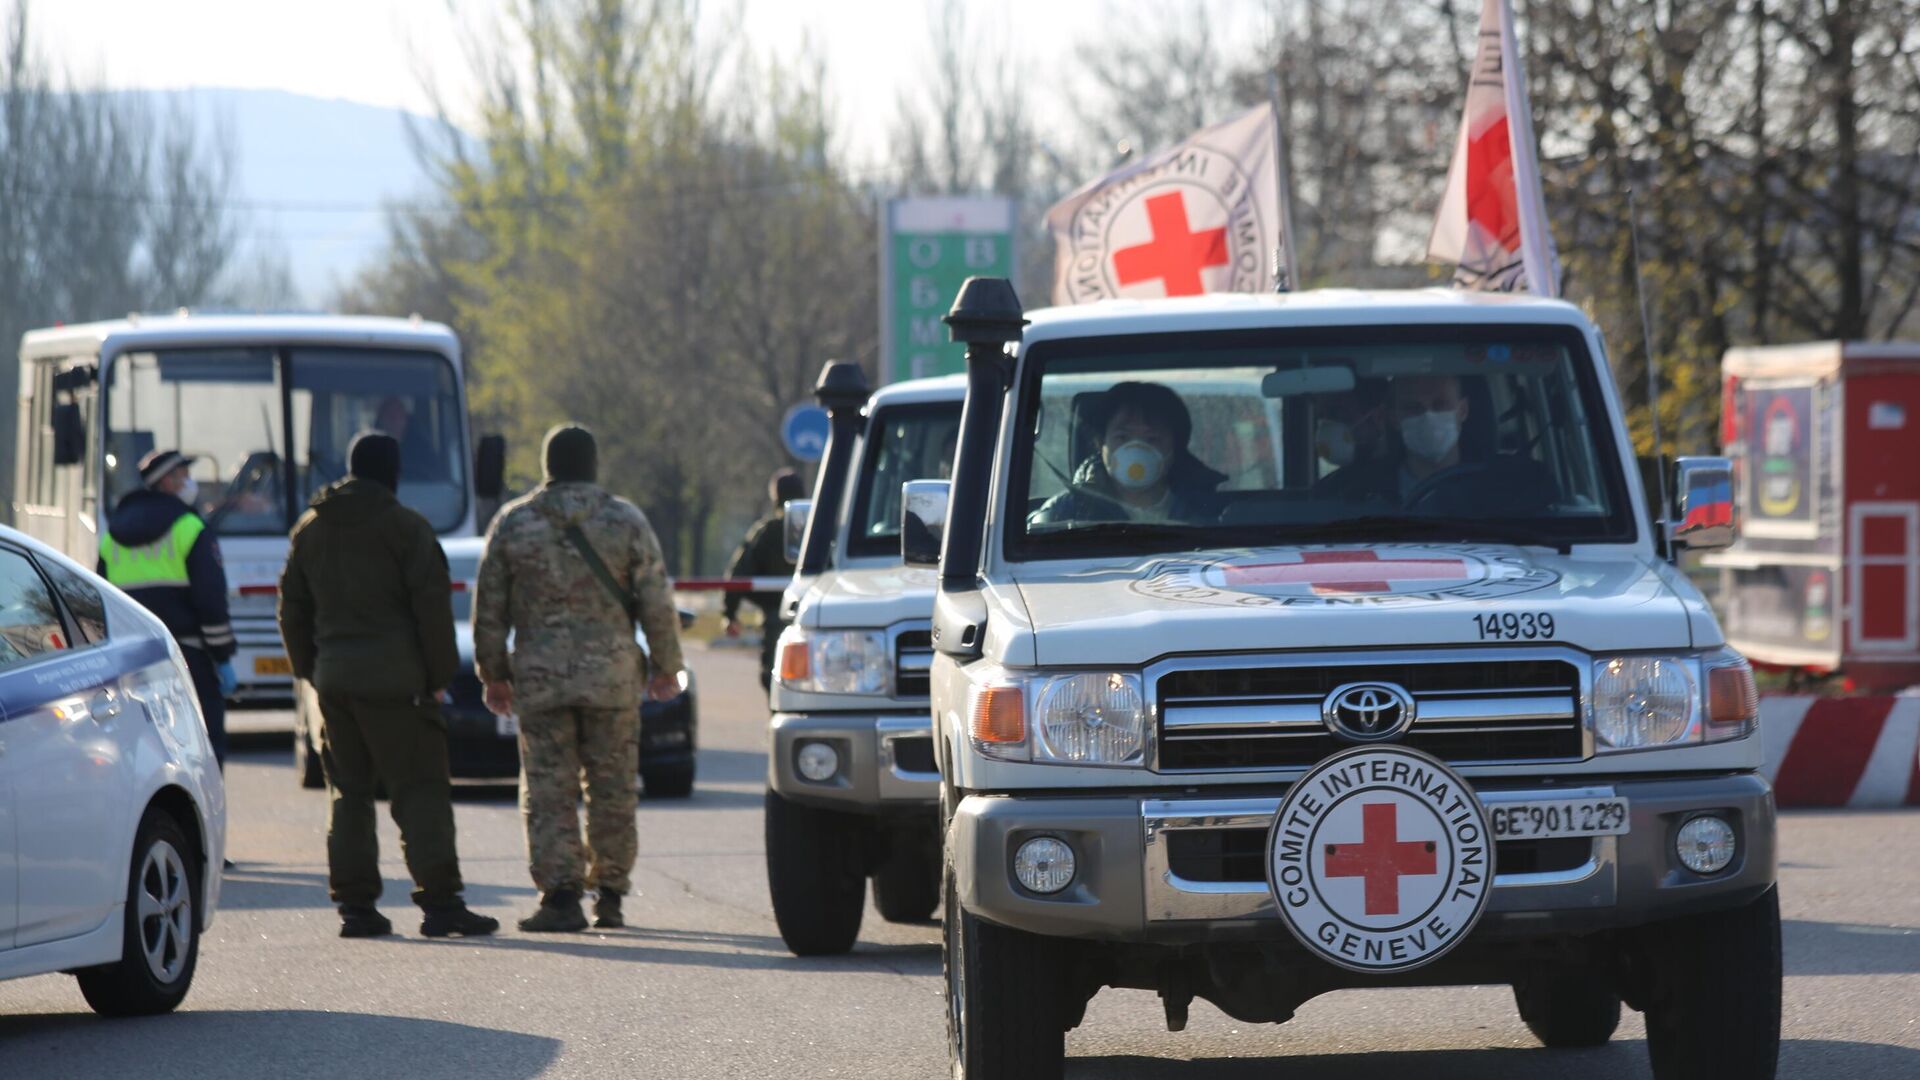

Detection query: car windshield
xmin=1007 ymin=325 xmax=1634 ymax=559
xmin=846 ymin=401 xmax=963 ymax=558
xmin=106 ymin=347 xmax=467 ymax=534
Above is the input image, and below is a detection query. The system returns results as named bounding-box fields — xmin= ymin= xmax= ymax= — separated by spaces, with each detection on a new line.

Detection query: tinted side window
xmin=40 ymin=558 xmax=108 ymax=643
xmin=0 ymin=547 xmax=73 ymax=668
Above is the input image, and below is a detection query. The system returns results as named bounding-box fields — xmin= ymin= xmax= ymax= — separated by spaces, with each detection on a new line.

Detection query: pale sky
xmin=30 ymin=0 xmax=1270 ymax=167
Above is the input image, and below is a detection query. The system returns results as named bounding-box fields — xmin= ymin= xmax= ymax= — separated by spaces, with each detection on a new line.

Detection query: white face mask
xmin=1107 ymin=440 xmax=1167 ymax=491
xmin=176 ymin=476 xmax=200 ymax=505
xmin=1400 ymin=409 xmax=1462 ymax=462
xmin=1316 ymin=419 xmax=1356 ymax=467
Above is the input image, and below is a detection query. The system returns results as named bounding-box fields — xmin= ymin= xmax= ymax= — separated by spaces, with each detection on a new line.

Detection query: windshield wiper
xmin=1287 ymin=515 xmax=1573 ymax=554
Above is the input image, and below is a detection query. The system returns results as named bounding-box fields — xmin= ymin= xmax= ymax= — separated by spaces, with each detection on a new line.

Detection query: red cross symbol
xmin=1221 ymin=550 xmax=1470 ymax=594
xmin=1323 ymin=802 xmax=1438 ymax=916
xmin=1112 ymin=191 xmax=1228 ymax=296
xmin=1466 ymin=117 xmax=1520 ymax=252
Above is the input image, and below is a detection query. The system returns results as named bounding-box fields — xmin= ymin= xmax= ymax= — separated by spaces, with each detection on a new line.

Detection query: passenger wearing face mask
xmin=99 ymin=449 xmax=237 ymax=766
xmin=1313 ymin=382 xmax=1390 ymax=474
xmin=1031 ymin=381 xmax=1228 ymax=526
xmin=1315 ymin=374 xmax=1477 ymax=507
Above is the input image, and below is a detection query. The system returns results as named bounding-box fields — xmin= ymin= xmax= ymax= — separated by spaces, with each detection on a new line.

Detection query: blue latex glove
xmin=216 ymin=661 xmax=238 ymax=697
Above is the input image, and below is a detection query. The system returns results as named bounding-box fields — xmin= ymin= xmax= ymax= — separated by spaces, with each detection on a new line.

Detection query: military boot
xmin=339 ymin=904 xmax=393 ymax=939
xmin=518 ymin=889 xmax=589 ymax=933
xmin=593 ymin=889 xmax=624 ymax=929
xmin=420 ymin=903 xmax=501 ymax=938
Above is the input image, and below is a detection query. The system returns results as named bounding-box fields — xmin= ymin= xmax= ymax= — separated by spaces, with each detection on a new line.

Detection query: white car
xmin=0 ymin=524 xmax=226 ymax=1015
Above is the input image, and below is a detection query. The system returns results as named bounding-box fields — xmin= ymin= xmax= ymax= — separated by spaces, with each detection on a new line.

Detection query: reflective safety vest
xmin=100 ymin=513 xmax=206 ymax=590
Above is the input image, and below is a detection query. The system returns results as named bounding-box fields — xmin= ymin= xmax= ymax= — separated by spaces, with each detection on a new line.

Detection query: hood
xmin=530 ymin=481 xmax=606 ymax=528
xmin=309 ymin=477 xmax=399 ymax=526
xmin=1008 ymin=544 xmax=1695 ymax=667
xmin=799 ymin=564 xmax=941 ymax=630
xmin=107 ymin=488 xmax=192 ymax=546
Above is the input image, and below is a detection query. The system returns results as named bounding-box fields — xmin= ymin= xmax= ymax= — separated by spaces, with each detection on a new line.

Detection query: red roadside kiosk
xmin=1709 ymin=340 xmax=1920 ymax=691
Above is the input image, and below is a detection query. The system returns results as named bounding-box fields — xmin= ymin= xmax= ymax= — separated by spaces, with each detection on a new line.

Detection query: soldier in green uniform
xmin=723 ymin=469 xmax=803 ymax=690
xmin=277 ymin=432 xmax=498 ymax=939
xmin=474 ymin=424 xmax=686 ymax=932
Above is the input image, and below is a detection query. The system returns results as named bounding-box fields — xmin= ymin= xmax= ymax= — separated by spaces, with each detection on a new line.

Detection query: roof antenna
xmin=1627 ymin=187 xmax=1670 ymax=549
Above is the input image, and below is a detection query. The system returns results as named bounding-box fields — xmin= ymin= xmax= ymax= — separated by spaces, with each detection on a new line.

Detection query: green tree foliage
xmin=346 ymin=0 xmax=874 ymax=573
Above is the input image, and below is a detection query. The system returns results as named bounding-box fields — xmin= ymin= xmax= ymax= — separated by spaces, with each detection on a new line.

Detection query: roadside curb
xmin=1761 ymin=695 xmax=1920 ymax=808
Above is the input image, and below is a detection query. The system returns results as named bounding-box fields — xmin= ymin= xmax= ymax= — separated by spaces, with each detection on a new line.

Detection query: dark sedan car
xmin=294 ymin=611 xmax=698 ymax=798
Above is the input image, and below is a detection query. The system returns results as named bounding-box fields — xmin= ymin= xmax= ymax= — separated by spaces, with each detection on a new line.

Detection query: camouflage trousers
xmin=517 ymin=706 xmax=640 ymax=896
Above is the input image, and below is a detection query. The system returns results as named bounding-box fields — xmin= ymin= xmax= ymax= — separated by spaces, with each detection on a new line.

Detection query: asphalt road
xmin=2 ymin=644 xmax=1917 ymax=1078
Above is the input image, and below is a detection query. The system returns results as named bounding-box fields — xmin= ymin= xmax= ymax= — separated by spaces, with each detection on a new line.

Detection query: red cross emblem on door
xmin=1111 ymin=191 xmax=1228 ymax=296
xmin=1323 ymin=802 xmax=1439 ymax=916
xmin=1221 ymin=550 xmax=1472 ymax=595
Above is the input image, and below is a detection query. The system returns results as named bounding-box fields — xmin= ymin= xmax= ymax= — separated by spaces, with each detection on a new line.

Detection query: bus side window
xmin=28 ymin=361 xmax=55 ymax=506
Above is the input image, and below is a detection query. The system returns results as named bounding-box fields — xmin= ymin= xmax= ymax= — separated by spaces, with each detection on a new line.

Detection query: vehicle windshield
xmin=846 ymin=401 xmax=963 ymax=558
xmin=106 ymin=347 xmax=467 ymax=534
xmin=1007 ymin=325 xmax=1634 ymax=559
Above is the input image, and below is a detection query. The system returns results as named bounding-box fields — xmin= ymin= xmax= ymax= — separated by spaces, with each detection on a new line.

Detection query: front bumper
xmin=951 ymin=772 xmax=1776 ymax=943
xmin=768 ymin=711 xmax=941 ymax=811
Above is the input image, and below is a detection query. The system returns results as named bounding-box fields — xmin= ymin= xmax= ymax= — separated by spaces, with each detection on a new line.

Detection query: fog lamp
xmin=1012 ymin=836 xmax=1076 ymax=895
xmin=1675 ymin=815 xmax=1737 ymax=874
xmin=795 ymin=741 xmax=839 ymax=783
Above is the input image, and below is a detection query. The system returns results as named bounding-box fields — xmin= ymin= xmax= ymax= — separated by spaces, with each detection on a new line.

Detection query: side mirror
xmin=1670 ymin=456 xmax=1735 ymax=553
xmin=51 ymin=402 xmax=85 ymax=466
xmin=782 ymin=499 xmax=812 ymax=563
xmin=901 ymin=479 xmax=950 ymax=567
xmin=474 ymin=433 xmax=506 ymax=500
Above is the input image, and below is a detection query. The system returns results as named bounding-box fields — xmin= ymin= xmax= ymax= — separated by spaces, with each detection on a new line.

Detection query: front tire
xmin=642 ymin=763 xmax=695 ymax=799
xmin=944 ymin=854 xmax=1065 ymax=1079
xmin=765 ymin=791 xmax=866 ymax=955
xmin=872 ymin=830 xmax=941 ymax=923
xmin=1514 ymin=973 xmax=1621 ymax=1047
xmin=1643 ymin=887 xmax=1783 ymax=1080
xmin=76 ymin=808 xmax=202 ymax=1016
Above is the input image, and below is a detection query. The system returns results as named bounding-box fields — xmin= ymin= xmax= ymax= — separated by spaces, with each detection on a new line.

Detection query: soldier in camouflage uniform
xmin=723 ymin=469 xmax=803 ymax=690
xmin=473 ymin=425 xmax=686 ymax=932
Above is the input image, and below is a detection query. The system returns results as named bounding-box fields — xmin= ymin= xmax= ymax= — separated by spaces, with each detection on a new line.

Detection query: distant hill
xmin=132 ymin=88 xmax=453 ymax=306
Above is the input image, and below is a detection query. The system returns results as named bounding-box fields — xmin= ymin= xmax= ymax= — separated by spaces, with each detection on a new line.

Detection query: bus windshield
xmin=106 ymin=347 xmax=467 ymax=534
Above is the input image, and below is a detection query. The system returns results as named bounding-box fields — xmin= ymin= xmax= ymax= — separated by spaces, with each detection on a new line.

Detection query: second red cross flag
xmin=1047 ymin=103 xmax=1292 ymax=304
xmin=1427 ymin=0 xmax=1562 ymax=297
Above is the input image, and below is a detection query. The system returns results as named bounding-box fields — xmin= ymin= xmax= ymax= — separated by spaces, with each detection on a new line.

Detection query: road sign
xmin=781 ymin=404 xmax=831 ymax=462
xmin=880 ymin=196 xmax=1016 ymax=384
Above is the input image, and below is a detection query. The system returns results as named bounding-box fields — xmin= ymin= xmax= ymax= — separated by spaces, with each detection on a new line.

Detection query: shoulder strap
xmin=563 ymin=523 xmax=638 ymax=620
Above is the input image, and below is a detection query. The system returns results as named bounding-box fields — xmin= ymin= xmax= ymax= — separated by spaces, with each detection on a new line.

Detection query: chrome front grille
xmin=1155 ymin=651 xmax=1586 ymax=771
xmin=893 ymin=627 xmax=933 ymax=700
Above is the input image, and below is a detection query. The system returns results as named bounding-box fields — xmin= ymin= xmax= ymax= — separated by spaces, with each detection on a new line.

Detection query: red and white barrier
xmin=672 ymin=577 xmax=792 ymax=593
xmin=1762 ymin=695 xmax=1920 ymax=808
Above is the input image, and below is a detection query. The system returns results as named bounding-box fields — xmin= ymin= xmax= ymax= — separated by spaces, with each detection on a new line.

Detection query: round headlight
xmin=1593 ymin=657 xmax=1696 ymax=749
xmin=1032 ymin=672 xmax=1146 ymax=765
xmin=1013 ymin=836 xmax=1076 ymax=894
xmin=795 ymin=741 xmax=840 ymax=782
xmin=1676 ymin=815 xmax=1737 ymax=874
xmin=810 ymin=631 xmax=891 ymax=695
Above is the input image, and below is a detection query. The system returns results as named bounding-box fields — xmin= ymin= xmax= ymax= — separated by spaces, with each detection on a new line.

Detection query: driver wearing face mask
xmin=1031 ymin=381 xmax=1228 ymax=527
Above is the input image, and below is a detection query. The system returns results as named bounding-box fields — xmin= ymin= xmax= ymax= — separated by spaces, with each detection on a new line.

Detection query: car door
xmin=0 ymin=739 xmax=14 ymax=951
xmin=0 ymin=542 xmax=136 ymax=947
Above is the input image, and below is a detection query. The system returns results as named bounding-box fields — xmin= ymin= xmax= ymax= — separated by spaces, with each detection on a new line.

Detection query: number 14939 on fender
xmin=1473 ymin=612 xmax=1555 ymax=640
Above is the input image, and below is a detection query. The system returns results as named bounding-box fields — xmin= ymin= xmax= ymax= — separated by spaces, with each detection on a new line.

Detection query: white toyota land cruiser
xmin=764 ymin=366 xmax=964 ymax=954
xmin=920 ymin=279 xmax=1779 ymax=1080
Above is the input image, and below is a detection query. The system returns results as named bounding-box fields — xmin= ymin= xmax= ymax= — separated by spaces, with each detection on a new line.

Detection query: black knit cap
xmin=348 ymin=430 xmax=402 ymax=492
xmin=543 ymin=423 xmax=598 ymax=483
xmin=770 ymin=468 xmax=804 ymax=505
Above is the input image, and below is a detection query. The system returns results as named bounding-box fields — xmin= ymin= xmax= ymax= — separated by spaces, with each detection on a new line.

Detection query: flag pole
xmin=1267 ymin=69 xmax=1303 ymax=293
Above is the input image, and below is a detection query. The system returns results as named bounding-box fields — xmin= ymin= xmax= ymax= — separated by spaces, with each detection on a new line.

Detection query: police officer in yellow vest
xmin=100 ymin=449 xmax=237 ymax=764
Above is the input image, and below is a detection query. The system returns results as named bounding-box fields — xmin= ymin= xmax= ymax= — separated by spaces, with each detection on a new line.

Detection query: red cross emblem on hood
xmin=1222 ymin=550 xmax=1472 ymax=595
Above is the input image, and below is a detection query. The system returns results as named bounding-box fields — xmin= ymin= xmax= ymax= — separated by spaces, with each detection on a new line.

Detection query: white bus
xmin=14 ymin=314 xmax=502 ymax=700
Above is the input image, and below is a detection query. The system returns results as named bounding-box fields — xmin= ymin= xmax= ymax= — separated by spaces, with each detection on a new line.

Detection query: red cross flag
xmin=1046 ymin=103 xmax=1293 ymax=304
xmin=1426 ymin=0 xmax=1561 ymax=297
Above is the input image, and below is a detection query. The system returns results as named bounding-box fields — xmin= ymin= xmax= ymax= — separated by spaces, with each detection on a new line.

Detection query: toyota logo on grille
xmin=1322 ymin=682 xmax=1417 ymax=742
